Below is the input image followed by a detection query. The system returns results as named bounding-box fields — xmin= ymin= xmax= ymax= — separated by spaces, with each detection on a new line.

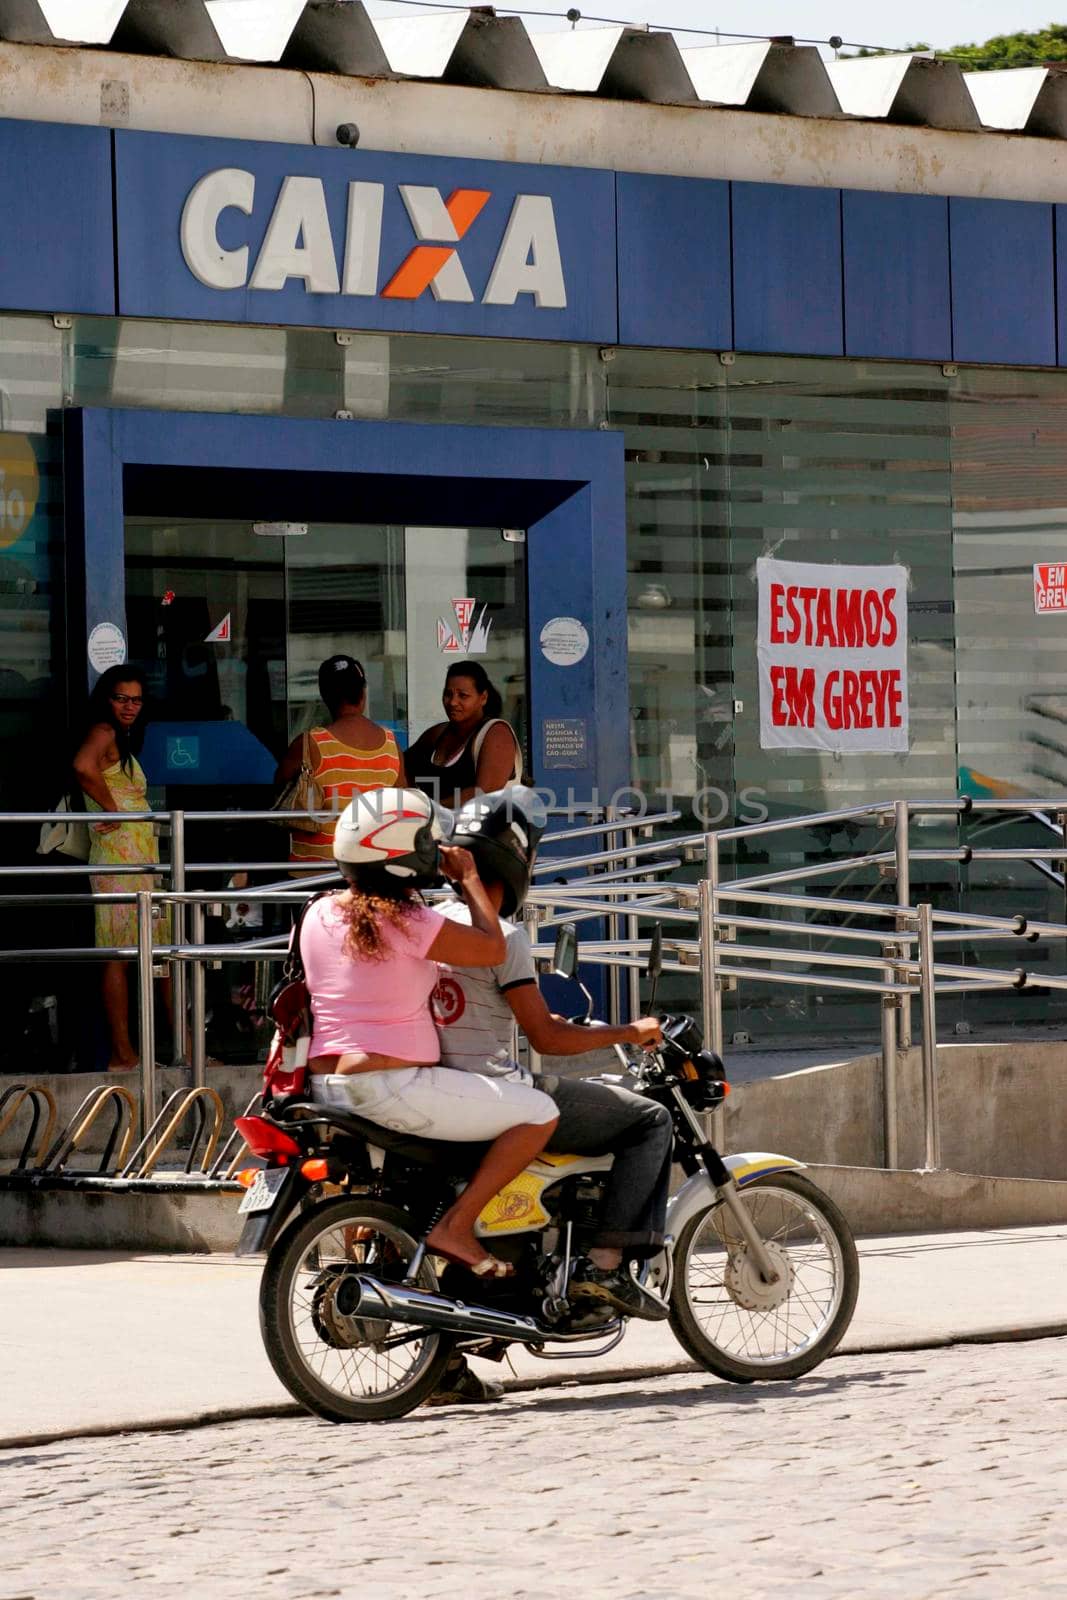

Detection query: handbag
xmin=270 ymin=730 xmax=325 ymax=830
xmin=262 ymin=890 xmax=330 ymax=1102
xmin=37 ymin=794 xmax=91 ymax=862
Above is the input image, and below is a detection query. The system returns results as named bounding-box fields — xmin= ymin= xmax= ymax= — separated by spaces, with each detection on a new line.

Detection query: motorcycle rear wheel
xmin=260 ymin=1196 xmax=454 ymax=1423
xmin=669 ymin=1172 xmax=859 ymax=1383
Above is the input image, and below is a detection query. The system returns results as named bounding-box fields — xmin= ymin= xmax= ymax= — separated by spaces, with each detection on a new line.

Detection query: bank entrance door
xmin=124 ymin=518 xmax=527 ymax=797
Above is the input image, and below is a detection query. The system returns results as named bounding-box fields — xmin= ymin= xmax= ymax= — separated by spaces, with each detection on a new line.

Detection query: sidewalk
xmin=3 ymin=1225 xmax=1067 ymax=1446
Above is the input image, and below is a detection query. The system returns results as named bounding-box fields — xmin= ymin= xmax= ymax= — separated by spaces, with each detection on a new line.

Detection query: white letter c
xmin=181 ymin=168 xmax=255 ymax=290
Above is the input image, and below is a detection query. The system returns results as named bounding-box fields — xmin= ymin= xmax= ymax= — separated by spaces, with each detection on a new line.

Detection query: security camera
xmin=336 ymin=123 xmax=361 ymax=148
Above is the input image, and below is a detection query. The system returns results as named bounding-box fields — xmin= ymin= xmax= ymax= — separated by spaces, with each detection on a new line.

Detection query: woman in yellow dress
xmin=276 ymin=655 xmax=403 ymax=867
xmin=73 ymin=664 xmax=171 ymax=1071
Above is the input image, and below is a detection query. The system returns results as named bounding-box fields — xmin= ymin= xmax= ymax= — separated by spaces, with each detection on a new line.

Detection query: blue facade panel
xmin=616 ymin=173 xmax=731 ymax=350
xmin=1054 ymin=207 xmax=1067 ymax=367
xmin=732 ymin=182 xmax=843 ymax=357
xmin=0 ymin=119 xmax=114 ymax=315
xmin=114 ymin=130 xmax=618 ymax=344
xmin=843 ymin=190 xmax=951 ymax=362
xmin=951 ymin=198 xmax=1056 ymax=367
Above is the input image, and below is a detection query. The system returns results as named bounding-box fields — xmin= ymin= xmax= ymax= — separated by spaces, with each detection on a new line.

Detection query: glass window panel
xmin=72 ymin=318 xmax=343 ymax=418
xmin=950 ymin=367 xmax=1067 ymax=1034
xmin=0 ymin=319 xmax=66 ymax=811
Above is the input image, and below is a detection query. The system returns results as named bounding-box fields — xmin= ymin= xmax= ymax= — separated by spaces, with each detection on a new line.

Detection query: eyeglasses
xmin=110 ymin=694 xmax=143 ymax=707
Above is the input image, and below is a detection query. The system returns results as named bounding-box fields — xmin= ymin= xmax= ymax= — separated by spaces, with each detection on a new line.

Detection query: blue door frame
xmin=62 ymin=407 xmax=629 ymax=803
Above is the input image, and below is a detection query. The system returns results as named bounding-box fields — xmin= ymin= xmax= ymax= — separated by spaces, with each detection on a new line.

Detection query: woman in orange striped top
xmin=276 ymin=655 xmax=404 ymax=866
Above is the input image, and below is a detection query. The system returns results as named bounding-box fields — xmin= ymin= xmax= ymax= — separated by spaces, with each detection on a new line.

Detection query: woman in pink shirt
xmin=302 ymin=787 xmax=557 ymax=1278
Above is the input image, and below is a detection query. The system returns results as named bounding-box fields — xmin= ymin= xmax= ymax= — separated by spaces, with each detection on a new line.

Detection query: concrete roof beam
xmin=828 ymin=53 xmax=982 ymax=131
xmin=683 ymin=39 xmax=841 ymax=116
xmin=283 ymin=0 xmax=391 ymax=78
xmin=0 ymin=0 xmax=127 ymax=44
xmin=371 ymin=10 xmax=547 ymax=91
xmin=531 ymin=25 xmax=697 ymax=105
xmin=114 ymin=0 xmax=307 ymax=64
xmin=964 ymin=65 xmax=1067 ymax=138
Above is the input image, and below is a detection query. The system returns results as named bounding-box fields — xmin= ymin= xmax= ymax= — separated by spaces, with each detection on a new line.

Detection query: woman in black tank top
xmin=405 ymin=661 xmax=522 ymax=810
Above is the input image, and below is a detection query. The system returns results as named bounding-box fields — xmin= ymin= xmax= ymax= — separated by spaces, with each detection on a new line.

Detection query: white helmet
xmin=333 ymin=787 xmax=450 ymax=887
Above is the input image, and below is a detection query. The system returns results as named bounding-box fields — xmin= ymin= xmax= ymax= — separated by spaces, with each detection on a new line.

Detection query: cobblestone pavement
xmin=3 ymin=1339 xmax=1065 ymax=1600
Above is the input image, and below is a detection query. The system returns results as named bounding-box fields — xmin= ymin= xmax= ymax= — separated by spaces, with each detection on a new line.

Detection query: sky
xmin=365 ymin=2 xmax=1067 ymax=53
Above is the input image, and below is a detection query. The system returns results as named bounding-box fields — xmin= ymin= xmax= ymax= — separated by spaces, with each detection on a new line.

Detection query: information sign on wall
xmin=542 ymin=717 xmax=589 ymax=769
xmin=757 ymin=558 xmax=909 ymax=753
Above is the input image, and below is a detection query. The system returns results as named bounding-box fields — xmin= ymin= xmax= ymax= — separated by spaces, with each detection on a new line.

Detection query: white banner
xmin=757 ymin=558 xmax=909 ymax=753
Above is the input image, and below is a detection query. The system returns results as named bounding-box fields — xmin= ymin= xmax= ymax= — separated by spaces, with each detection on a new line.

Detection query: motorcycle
xmin=234 ymin=924 xmax=859 ymax=1423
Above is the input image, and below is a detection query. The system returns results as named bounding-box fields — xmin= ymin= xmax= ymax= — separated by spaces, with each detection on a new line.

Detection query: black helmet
xmin=451 ymin=786 xmax=546 ymax=916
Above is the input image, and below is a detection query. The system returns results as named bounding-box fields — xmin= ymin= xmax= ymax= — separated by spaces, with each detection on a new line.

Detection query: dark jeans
xmin=537 ymin=1074 xmax=674 ymax=1260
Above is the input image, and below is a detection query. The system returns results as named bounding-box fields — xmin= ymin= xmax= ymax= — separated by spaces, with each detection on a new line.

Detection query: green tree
xmin=850 ymin=24 xmax=1067 ymax=70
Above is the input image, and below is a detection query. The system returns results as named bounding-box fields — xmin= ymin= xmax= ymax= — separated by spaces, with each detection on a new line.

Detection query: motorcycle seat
xmin=273 ymin=1097 xmax=491 ymax=1173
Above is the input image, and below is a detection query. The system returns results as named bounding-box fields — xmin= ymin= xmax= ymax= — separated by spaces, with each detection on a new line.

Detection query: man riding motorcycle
xmin=431 ymin=788 xmax=674 ymax=1330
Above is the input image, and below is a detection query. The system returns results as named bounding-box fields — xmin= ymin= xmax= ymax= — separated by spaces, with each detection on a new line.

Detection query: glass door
xmin=125 ymin=518 xmax=529 ymax=792
xmin=284 ymin=524 xmax=528 ymax=759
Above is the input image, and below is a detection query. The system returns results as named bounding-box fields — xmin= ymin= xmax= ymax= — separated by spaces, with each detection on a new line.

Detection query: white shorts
xmin=310 ymin=1066 xmax=558 ymax=1141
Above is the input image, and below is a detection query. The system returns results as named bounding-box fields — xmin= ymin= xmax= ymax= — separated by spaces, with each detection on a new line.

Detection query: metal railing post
xmin=603 ymin=804 xmax=622 ymax=1026
xmin=700 ymin=832 xmax=725 ymax=1145
xmin=136 ymin=889 xmax=157 ymax=1131
xmin=169 ymin=809 xmax=186 ymax=1068
xmin=625 ymin=819 xmax=643 ymax=1021
xmin=880 ymin=941 xmax=899 ymax=1170
xmin=894 ymin=799 xmax=912 ymax=1049
xmin=917 ymin=901 xmax=941 ymax=1171
xmin=190 ymin=900 xmax=207 ymax=1089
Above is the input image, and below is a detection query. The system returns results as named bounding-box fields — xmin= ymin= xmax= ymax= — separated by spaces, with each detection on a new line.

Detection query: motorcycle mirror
xmin=551 ymin=922 xmax=578 ymax=980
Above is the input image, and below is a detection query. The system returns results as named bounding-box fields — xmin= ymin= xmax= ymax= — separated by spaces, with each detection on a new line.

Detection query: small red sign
xmin=1034 ymin=563 xmax=1067 ymax=613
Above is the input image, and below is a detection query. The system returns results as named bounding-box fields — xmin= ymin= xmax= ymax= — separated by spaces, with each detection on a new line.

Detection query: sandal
xmin=430 ymin=1243 xmax=515 ymax=1280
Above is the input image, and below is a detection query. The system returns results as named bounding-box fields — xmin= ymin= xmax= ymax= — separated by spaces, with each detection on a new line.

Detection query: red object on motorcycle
xmin=235 ymin=1116 xmax=302 ymax=1160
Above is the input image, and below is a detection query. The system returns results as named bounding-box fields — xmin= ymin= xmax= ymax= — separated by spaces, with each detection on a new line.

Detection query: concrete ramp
xmin=724 ymin=1039 xmax=1067 ymax=1180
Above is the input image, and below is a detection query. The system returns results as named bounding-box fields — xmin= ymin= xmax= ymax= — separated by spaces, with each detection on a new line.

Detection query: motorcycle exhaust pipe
xmin=336 ymin=1273 xmax=549 ymax=1344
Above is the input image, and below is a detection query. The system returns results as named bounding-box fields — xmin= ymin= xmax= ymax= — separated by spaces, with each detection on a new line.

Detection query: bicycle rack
xmin=208 ymin=1090 xmax=263 ymax=1180
xmin=0 ymin=1083 xmax=57 ymax=1170
xmin=118 ymin=1086 xmax=225 ymax=1180
xmin=37 ymin=1084 xmax=138 ymax=1176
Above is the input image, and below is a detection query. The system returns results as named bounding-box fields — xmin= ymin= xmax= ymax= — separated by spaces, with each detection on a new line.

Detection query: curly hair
xmin=336 ymin=869 xmax=424 ymax=962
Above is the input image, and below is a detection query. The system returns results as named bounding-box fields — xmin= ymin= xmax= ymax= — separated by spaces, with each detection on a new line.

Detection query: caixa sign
xmin=182 ymin=172 xmax=565 ymax=308
xmin=115 ymin=131 xmax=617 ymax=342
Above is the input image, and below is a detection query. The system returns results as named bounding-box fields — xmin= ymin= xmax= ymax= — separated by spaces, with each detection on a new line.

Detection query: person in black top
xmin=405 ymin=661 xmax=522 ymax=810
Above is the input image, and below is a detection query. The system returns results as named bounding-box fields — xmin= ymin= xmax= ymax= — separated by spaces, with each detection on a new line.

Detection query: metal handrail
xmin=9 ymin=794 xmax=1067 ymax=1186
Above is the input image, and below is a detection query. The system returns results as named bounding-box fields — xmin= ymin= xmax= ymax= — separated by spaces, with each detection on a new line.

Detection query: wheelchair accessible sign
xmin=166 ymin=735 xmax=201 ymax=772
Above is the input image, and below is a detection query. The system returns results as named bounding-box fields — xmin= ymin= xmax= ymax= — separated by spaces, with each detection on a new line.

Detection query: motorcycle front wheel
xmin=259 ymin=1196 xmax=454 ymax=1423
xmin=669 ymin=1172 xmax=859 ymax=1383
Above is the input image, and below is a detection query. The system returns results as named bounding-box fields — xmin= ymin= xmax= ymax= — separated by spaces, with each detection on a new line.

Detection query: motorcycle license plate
xmin=238 ymin=1166 xmax=289 ymax=1215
